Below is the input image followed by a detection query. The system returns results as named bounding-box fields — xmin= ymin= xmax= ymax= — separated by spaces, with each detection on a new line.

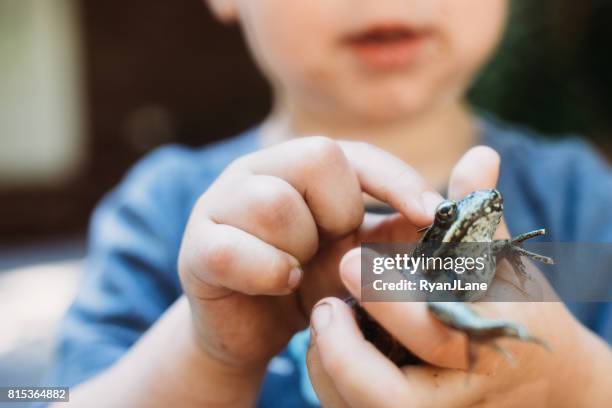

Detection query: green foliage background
xmin=468 ymin=0 xmax=612 ymax=140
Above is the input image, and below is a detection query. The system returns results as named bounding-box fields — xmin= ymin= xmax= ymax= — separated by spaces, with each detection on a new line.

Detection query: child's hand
xmin=306 ymin=294 xmax=610 ymax=407
xmin=306 ymin=147 xmax=612 ymax=407
xmin=178 ymin=137 xmax=443 ymax=376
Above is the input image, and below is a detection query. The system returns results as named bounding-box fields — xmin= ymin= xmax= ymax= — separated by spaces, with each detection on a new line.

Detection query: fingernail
xmin=311 ymin=302 xmax=332 ymax=334
xmin=421 ymin=191 xmax=444 ymax=218
xmin=288 ymin=266 xmax=303 ymax=290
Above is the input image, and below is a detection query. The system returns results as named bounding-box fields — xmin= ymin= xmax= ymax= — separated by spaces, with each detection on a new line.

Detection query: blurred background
xmin=1 ymin=0 xmax=611 ymax=391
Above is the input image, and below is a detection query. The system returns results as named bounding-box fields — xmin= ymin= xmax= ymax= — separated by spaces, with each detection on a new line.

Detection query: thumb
xmin=306 ymin=332 xmax=351 ymax=408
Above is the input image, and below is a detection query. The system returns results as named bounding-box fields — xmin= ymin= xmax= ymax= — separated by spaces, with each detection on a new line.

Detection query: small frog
xmin=353 ymin=189 xmax=553 ymax=368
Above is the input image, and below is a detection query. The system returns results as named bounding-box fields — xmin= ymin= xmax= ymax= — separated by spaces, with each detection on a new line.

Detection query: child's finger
xmin=306 ymin=337 xmax=351 ymax=408
xmin=310 ymin=299 xmax=500 ymax=408
xmin=230 ymin=137 xmax=365 ymax=238
xmin=340 ymin=141 xmax=444 ymax=226
xmin=310 ymin=297 xmax=411 ymax=408
xmin=339 ymin=248 xmax=468 ymax=369
xmin=179 ymin=220 xmax=302 ymax=297
xmin=448 ymin=145 xmax=500 ymax=200
xmin=358 ymin=212 xmax=422 ymax=243
xmin=203 ymin=173 xmax=320 ymax=263
xmin=234 ymin=137 xmax=442 ymax=233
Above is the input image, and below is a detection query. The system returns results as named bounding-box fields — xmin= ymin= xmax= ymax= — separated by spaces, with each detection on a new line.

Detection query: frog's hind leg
xmin=427 ymin=302 xmax=550 ymax=373
xmin=463 ymin=340 xmax=515 ymax=384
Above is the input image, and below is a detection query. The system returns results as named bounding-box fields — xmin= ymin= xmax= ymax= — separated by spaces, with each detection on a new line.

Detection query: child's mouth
xmin=344 ymin=24 xmax=428 ymax=71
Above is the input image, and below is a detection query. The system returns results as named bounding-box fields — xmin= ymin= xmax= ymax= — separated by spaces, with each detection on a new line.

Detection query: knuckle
xmin=203 ymin=235 xmax=237 ymax=275
xmin=247 ymin=178 xmax=300 ymax=230
xmin=343 ymin=140 xmax=380 ymax=159
xmin=304 ymin=136 xmax=345 ymax=168
xmin=226 ymin=152 xmax=253 ymax=171
xmin=306 ymin=135 xmax=336 ymax=151
xmin=323 ymin=203 xmax=364 ymax=238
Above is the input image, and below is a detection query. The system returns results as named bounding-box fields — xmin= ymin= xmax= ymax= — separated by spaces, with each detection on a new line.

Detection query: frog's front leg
xmin=511 ymin=228 xmax=547 ymax=244
xmin=493 ymin=229 xmax=554 ymax=287
xmin=427 ymin=302 xmax=550 ymax=371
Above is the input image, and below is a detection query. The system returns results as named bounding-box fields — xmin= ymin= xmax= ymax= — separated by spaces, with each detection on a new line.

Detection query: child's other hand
xmin=178 ymin=136 xmax=443 ymax=376
xmin=306 ymin=147 xmax=611 ymax=407
xmin=306 ymin=294 xmax=602 ymax=408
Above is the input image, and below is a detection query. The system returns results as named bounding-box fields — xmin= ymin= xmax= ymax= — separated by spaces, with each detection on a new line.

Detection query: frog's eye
xmin=435 ymin=200 xmax=457 ymax=223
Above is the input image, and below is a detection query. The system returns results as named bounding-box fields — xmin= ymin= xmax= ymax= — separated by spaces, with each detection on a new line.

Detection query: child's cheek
xmin=440 ymin=0 xmax=508 ymax=74
xmin=235 ymin=0 xmax=341 ymax=86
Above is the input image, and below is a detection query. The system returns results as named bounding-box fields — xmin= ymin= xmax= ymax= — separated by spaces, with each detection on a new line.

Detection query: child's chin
xmin=343 ymin=88 xmax=436 ymax=122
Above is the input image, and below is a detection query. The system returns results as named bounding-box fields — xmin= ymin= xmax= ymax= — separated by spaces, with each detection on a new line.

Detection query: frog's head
xmin=422 ymin=189 xmax=503 ymax=243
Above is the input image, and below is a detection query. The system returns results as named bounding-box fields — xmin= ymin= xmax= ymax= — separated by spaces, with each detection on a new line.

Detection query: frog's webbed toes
xmin=495 ymin=229 xmax=554 ymax=289
xmin=510 ymin=246 xmax=555 ymax=265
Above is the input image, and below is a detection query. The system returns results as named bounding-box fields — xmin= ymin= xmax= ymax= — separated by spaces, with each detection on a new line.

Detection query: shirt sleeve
xmin=44 ymin=145 xmax=197 ymax=387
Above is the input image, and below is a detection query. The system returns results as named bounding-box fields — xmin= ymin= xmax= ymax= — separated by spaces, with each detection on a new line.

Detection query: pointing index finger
xmin=448 ymin=145 xmax=500 ymax=200
xmin=340 ymin=141 xmax=444 ymax=226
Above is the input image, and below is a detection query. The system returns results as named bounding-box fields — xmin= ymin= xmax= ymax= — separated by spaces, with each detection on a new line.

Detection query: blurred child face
xmin=208 ymin=0 xmax=508 ymax=123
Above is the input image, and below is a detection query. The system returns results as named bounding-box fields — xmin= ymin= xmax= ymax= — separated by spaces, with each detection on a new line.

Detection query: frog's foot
xmin=495 ymin=229 xmax=554 ymax=289
xmin=427 ymin=302 xmax=551 ymax=372
xmin=466 ymin=336 xmax=535 ymax=373
xmin=511 ymin=229 xmax=554 ymax=264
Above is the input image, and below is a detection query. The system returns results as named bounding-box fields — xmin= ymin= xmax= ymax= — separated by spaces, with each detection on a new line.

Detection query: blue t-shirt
xmin=45 ymin=115 xmax=612 ymax=406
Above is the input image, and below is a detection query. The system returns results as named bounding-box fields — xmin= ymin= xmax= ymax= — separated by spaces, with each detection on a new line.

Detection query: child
xmin=48 ymin=0 xmax=611 ymax=406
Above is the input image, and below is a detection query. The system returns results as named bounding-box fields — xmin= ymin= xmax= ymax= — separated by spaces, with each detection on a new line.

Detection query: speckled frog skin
xmin=354 ymin=189 xmax=553 ymax=368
